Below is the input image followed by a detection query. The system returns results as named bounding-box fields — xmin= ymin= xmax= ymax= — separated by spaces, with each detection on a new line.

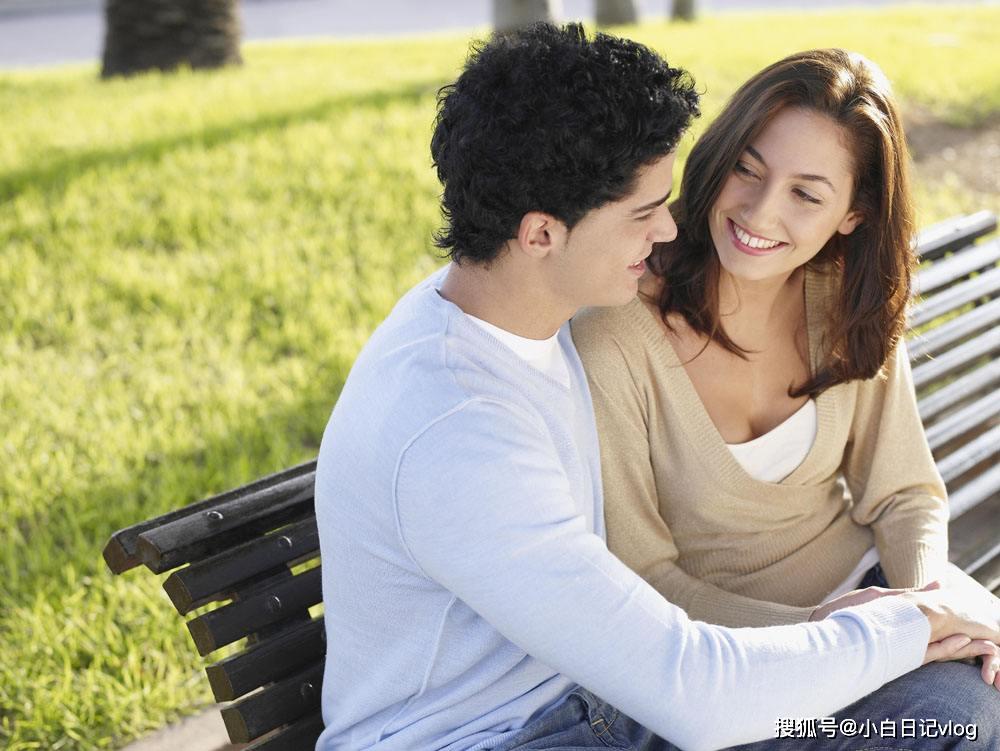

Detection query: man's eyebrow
xmin=744 ymin=145 xmax=836 ymax=192
xmin=630 ymin=189 xmax=672 ymax=215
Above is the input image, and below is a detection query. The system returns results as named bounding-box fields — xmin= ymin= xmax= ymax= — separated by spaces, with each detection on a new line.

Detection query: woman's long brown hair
xmin=649 ymin=48 xmax=915 ymax=397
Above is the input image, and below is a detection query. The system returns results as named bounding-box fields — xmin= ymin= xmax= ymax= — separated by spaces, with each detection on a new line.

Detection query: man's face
xmin=548 ymin=151 xmax=678 ymax=309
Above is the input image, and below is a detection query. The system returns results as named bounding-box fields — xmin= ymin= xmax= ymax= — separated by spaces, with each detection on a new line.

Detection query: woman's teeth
xmin=733 ymin=223 xmax=781 ymax=249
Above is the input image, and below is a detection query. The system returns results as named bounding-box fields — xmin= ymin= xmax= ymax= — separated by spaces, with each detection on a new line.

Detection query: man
xmin=314 ymin=23 xmax=1000 ymax=751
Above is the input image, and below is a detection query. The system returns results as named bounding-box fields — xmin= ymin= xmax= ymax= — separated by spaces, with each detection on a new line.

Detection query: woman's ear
xmin=516 ymin=211 xmax=567 ymax=259
xmin=837 ymin=210 xmax=863 ymax=236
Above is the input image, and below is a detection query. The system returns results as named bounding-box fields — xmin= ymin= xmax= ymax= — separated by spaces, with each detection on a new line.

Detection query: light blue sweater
xmin=314 ymin=268 xmax=930 ymax=751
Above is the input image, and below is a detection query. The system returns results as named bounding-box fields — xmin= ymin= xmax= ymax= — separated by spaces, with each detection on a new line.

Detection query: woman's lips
xmin=727 ymin=218 xmax=786 ymax=256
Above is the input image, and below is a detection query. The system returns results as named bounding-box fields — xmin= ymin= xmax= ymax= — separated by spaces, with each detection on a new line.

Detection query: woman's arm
xmin=843 ymin=339 xmax=950 ymax=588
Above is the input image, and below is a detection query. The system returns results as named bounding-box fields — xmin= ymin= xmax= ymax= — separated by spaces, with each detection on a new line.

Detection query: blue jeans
xmin=493 ymin=564 xmax=999 ymax=750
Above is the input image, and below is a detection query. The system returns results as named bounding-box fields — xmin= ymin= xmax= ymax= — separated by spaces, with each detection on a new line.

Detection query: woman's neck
xmin=717 ymin=267 xmax=805 ymax=347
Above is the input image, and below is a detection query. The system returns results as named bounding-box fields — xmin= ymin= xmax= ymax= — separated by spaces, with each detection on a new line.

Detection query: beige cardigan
xmin=571 ymin=265 xmax=949 ymax=627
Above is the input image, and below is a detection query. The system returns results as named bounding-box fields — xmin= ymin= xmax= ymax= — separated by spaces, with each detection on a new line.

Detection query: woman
xmin=572 ymin=48 xmax=1000 ymax=683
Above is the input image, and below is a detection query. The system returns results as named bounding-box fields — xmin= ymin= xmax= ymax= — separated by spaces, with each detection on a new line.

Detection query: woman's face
xmin=708 ymin=107 xmax=862 ymax=284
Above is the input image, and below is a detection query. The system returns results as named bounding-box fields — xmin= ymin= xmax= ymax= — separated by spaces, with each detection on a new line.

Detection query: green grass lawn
xmin=1 ymin=4 xmax=997 ymax=749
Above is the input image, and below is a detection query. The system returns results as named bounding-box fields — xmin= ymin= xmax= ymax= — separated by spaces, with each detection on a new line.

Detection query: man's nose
xmin=649 ymin=209 xmax=678 ymax=244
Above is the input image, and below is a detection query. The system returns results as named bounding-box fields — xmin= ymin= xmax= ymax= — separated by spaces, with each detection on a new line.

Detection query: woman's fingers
xmin=925 ymin=634 xmax=972 ymax=664
xmin=976 ymin=645 xmax=1000 ymax=689
xmin=925 ymin=636 xmax=1000 ymax=690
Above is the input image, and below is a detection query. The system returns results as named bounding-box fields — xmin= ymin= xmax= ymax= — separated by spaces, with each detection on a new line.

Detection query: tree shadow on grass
xmin=0 ymin=79 xmax=441 ymax=203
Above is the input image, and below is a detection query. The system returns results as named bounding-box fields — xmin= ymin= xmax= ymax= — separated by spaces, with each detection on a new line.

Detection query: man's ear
xmin=837 ymin=210 xmax=863 ymax=236
xmin=516 ymin=211 xmax=567 ymax=259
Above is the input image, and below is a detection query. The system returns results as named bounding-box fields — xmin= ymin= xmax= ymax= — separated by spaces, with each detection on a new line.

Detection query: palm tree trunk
xmin=493 ymin=0 xmax=562 ymax=33
xmin=670 ymin=0 xmax=696 ymax=21
xmin=595 ymin=0 xmax=639 ymax=26
xmin=102 ymin=0 xmax=242 ymax=78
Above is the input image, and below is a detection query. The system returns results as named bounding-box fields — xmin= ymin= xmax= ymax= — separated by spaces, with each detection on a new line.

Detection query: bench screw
xmin=266 ymin=595 xmax=283 ymax=613
xmin=277 ymin=535 xmax=293 ymax=549
xmin=205 ymin=510 xmax=224 ymax=522
xmin=300 ymin=681 xmax=316 ymax=700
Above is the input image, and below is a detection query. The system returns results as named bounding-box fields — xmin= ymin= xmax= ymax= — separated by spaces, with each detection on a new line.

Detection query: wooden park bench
xmin=103 ymin=210 xmax=1000 ymax=751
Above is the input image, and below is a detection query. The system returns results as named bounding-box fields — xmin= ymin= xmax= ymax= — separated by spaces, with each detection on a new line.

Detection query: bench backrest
xmin=103 ymin=211 xmax=1000 ymax=751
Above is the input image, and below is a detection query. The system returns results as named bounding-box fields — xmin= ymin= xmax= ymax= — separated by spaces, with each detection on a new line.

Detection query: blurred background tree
xmin=596 ymin=0 xmax=639 ymax=25
xmin=671 ymin=0 xmax=696 ymax=21
xmin=493 ymin=0 xmax=561 ymax=32
xmin=102 ymin=0 xmax=242 ymax=77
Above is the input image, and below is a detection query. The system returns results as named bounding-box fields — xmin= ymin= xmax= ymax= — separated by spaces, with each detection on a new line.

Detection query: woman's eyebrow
xmin=744 ymin=145 xmax=836 ymax=192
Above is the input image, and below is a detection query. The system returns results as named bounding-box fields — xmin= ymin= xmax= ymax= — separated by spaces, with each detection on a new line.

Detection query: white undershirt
xmin=726 ymin=399 xmax=818 ymax=483
xmin=465 ymin=314 xmax=572 ymax=388
xmin=724 ymin=399 xmax=879 ymax=598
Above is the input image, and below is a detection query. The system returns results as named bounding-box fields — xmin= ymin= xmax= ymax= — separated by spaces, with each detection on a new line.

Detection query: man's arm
xmin=394 ymin=398 xmax=934 ymax=751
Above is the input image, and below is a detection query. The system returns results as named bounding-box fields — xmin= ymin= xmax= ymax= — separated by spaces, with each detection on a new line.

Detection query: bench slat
xmin=188 ymin=565 xmax=323 ymax=656
xmin=221 ymin=662 xmax=324 ymax=743
xmin=915 ymin=210 xmax=998 ymax=261
xmin=102 ymin=460 xmax=316 ymax=574
xmin=911 ymin=326 xmax=1000 ymax=390
xmin=917 ymin=360 xmax=1000 ymax=423
xmin=245 ymin=711 xmax=325 ymax=751
xmin=969 ymin=553 xmax=1000 ymax=593
xmin=163 ymin=517 xmax=319 ymax=614
xmin=916 ymin=237 xmax=1000 ymax=295
xmin=924 ymin=389 xmax=1000 ymax=451
xmin=908 ymin=297 xmax=1000 ymax=362
xmin=206 ymin=617 xmax=326 ymax=702
xmin=137 ymin=480 xmax=315 ymax=574
xmin=909 ymin=265 xmax=1000 ymax=329
xmin=949 ymin=493 xmax=1000 ymax=572
xmin=948 ymin=464 xmax=1000 ymax=520
xmin=936 ymin=424 xmax=1000 ymax=485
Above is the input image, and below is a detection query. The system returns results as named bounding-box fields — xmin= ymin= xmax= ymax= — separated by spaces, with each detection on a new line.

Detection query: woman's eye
xmin=734 ymin=162 xmax=758 ymax=179
xmin=794 ymin=188 xmax=822 ymax=205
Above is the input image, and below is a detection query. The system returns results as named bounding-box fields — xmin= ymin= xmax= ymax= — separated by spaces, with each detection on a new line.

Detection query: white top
xmin=465 ymin=313 xmax=572 ymax=388
xmin=726 ymin=399 xmax=818 ymax=483
xmin=725 ymin=398 xmax=880 ymax=598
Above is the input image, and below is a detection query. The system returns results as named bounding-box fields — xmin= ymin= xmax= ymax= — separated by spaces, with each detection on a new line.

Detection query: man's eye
xmin=635 ymin=212 xmax=654 ymax=222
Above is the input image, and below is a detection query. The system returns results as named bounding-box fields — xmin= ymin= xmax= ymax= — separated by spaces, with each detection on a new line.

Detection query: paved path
xmin=120 ymin=707 xmax=243 ymax=751
xmin=1 ymin=0 xmax=993 ymax=69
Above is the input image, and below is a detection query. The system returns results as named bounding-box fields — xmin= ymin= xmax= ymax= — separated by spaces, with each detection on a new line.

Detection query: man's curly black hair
xmin=431 ymin=22 xmax=700 ymax=265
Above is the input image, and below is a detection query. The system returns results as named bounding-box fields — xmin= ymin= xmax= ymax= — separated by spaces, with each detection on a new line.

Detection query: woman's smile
xmin=727 ymin=218 xmax=787 ymax=256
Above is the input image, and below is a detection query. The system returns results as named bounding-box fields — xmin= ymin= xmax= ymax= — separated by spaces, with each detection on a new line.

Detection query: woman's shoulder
xmin=571 ymin=296 xmax=647 ymax=344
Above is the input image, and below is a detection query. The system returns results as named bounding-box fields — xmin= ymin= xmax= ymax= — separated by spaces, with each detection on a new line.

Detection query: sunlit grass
xmin=1 ymin=4 xmax=997 ymax=749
